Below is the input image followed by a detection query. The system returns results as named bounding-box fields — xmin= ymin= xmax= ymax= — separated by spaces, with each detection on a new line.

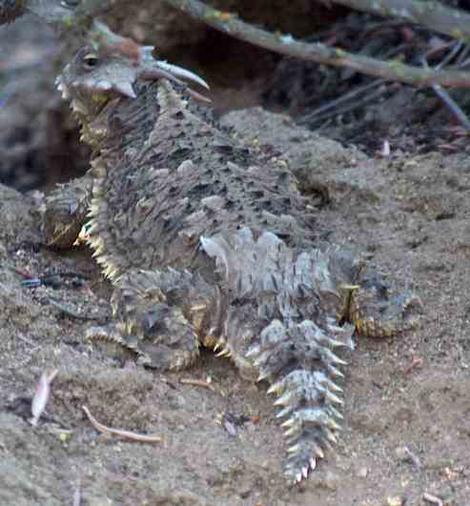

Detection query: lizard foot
xmin=42 ymin=174 xmax=93 ymax=249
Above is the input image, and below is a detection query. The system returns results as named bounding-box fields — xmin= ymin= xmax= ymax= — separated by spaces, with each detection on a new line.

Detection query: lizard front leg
xmin=43 ymin=171 xmax=94 ymax=248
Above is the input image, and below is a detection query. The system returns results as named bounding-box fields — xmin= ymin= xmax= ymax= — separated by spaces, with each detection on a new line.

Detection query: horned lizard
xmin=43 ymin=25 xmax=420 ymax=482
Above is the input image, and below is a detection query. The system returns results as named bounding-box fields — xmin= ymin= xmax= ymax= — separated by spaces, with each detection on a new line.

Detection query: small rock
xmin=386 ymin=497 xmax=403 ymax=506
xmin=394 ymin=446 xmax=408 ymax=461
xmin=356 ymin=466 xmax=368 ymax=478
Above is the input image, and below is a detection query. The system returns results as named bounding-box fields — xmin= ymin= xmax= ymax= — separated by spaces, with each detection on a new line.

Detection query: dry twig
xmin=332 ymin=0 xmax=470 ymax=41
xmin=164 ymin=0 xmax=470 ymax=88
xmin=180 ymin=377 xmax=216 ymax=392
xmin=82 ymin=405 xmax=163 ymax=443
xmin=421 ymin=53 xmax=470 ymax=131
xmin=423 ymin=492 xmax=444 ymax=506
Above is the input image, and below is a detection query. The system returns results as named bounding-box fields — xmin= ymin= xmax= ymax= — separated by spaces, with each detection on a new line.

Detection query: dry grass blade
xmin=180 ymin=377 xmax=216 ymax=392
xmin=82 ymin=405 xmax=163 ymax=443
xmin=423 ymin=493 xmax=444 ymax=506
xmin=31 ymin=369 xmax=58 ymax=427
xmin=72 ymin=478 xmax=81 ymax=506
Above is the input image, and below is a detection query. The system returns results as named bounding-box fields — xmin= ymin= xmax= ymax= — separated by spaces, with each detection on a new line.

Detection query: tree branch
xmin=331 ymin=0 xmax=470 ymax=41
xmin=163 ymin=0 xmax=470 ymax=88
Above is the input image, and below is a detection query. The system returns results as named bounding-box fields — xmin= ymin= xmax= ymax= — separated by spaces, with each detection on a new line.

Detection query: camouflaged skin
xmin=44 ymin=38 xmax=421 ymax=482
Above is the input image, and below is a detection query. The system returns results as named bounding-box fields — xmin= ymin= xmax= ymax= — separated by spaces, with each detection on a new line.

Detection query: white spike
xmin=326 ymin=391 xmax=344 ymax=405
xmin=326 ymin=380 xmax=343 ymax=393
xmin=213 ymin=340 xmax=224 ymax=352
xmin=276 ymin=406 xmax=292 ymax=418
xmin=328 ymin=406 xmax=344 ymax=420
xmin=103 ymin=265 xmax=118 ymax=279
xmin=309 ymin=457 xmax=317 ymax=469
xmin=281 ymin=418 xmax=295 ymax=429
xmin=328 ymin=366 xmax=345 ymax=378
xmin=215 ymin=348 xmax=231 ymax=358
xmin=267 ymin=383 xmax=279 ymax=395
xmin=328 ymin=419 xmax=342 ymax=431
xmin=313 ymin=445 xmax=324 ymax=459
xmin=267 ymin=378 xmax=284 ymax=394
xmin=256 ymin=370 xmax=270 ymax=382
xmin=155 ymin=60 xmax=210 ymax=90
xmin=284 ymin=426 xmax=300 ymax=437
xmin=113 ymin=81 xmax=137 ymax=99
xmin=274 ymin=391 xmax=293 ymax=407
xmin=329 ymin=339 xmax=348 ymax=348
xmin=302 ymin=465 xmax=309 ymax=479
xmin=287 ymin=443 xmax=301 ymax=454
xmin=325 ymin=428 xmax=338 ymax=444
xmin=325 ymin=349 xmax=348 ymax=365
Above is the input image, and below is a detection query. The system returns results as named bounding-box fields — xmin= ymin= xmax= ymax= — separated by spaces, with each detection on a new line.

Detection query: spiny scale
xmin=244 ymin=316 xmax=348 ymax=482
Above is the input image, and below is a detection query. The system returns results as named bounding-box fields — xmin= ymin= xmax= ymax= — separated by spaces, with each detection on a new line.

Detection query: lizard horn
xmin=139 ymin=45 xmax=209 ymax=90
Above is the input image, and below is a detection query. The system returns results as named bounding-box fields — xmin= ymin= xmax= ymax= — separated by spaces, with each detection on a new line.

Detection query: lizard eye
xmin=82 ymin=53 xmax=99 ymax=70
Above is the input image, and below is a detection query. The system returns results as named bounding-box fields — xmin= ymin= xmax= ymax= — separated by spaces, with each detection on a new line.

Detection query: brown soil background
xmin=0 ymin=5 xmax=469 ymax=506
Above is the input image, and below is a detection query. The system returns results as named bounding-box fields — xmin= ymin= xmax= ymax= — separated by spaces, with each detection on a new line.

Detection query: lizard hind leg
xmin=246 ymin=317 xmax=355 ymax=483
xmin=88 ymin=268 xmax=204 ymax=371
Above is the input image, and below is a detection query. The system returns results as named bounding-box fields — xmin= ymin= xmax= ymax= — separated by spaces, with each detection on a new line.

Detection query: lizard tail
xmin=201 ymin=227 xmax=358 ymax=482
xmin=245 ymin=317 xmax=353 ymax=482
xmin=201 ymin=227 xmax=419 ymax=481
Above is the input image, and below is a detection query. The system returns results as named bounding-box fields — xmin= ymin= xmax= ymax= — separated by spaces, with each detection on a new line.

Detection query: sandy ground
xmin=0 ymin=106 xmax=469 ymax=505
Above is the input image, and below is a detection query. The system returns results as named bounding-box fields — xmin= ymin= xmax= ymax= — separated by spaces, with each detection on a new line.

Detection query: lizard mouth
xmin=55 ymin=73 xmax=115 ymax=117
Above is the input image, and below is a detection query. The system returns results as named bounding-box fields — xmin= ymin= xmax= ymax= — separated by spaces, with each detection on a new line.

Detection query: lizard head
xmin=56 ymin=20 xmax=210 ymax=122
xmin=56 ymin=44 xmax=140 ymax=119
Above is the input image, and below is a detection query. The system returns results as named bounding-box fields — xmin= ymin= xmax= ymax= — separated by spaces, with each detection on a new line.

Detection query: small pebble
xmin=386 ymin=497 xmax=403 ymax=506
xmin=356 ymin=466 xmax=368 ymax=478
xmin=395 ymin=446 xmax=408 ymax=461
